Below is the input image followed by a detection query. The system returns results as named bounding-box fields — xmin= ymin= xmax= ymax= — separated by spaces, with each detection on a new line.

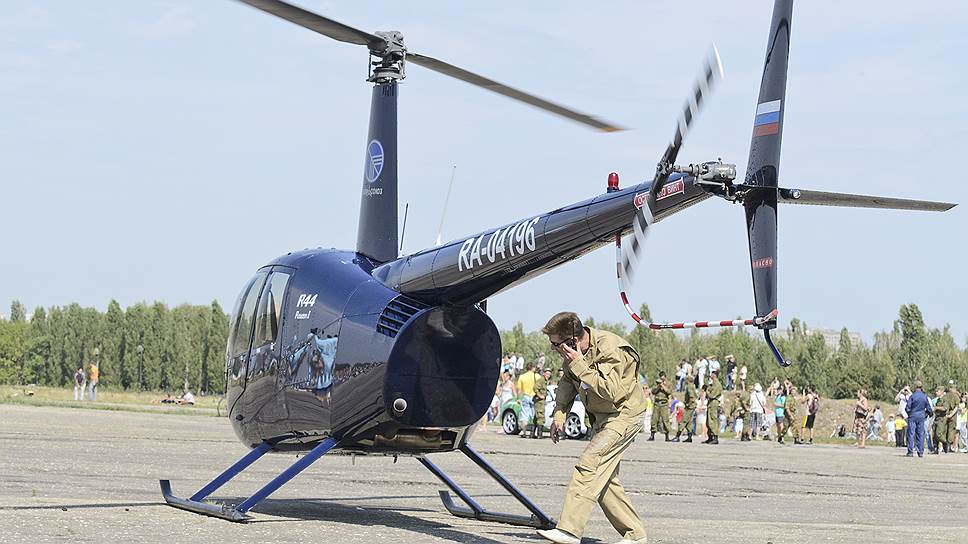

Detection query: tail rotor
xmin=620 ymin=46 xmax=723 ymax=286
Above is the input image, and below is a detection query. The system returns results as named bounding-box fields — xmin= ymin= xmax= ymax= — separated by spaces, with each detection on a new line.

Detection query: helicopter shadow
xmin=237 ymin=495 xmax=539 ymax=544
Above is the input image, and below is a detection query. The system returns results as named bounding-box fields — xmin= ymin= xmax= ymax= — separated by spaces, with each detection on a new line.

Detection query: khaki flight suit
xmin=650 ymin=379 xmax=671 ymax=435
xmin=553 ymin=327 xmax=648 ymax=541
xmin=704 ymin=378 xmax=723 ymax=439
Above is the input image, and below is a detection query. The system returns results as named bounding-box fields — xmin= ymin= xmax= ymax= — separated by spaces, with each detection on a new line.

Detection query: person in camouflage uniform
xmin=934 ymin=383 xmax=960 ymax=453
xmin=783 ymin=380 xmax=803 ymax=445
xmin=673 ymin=371 xmax=698 ymax=443
xmin=930 ymin=387 xmax=948 ymax=455
xmin=649 ymin=372 xmax=672 ymax=442
xmin=941 ymin=382 xmax=961 ymax=452
xmin=703 ymin=369 xmax=723 ymax=445
xmin=737 ymin=381 xmax=751 ymax=441
xmin=531 ymin=368 xmax=552 ymax=439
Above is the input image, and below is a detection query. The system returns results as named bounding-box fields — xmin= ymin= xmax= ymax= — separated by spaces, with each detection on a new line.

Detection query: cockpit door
xmin=247 ymin=270 xmax=291 ymax=384
xmin=225 ymin=271 xmax=268 ymax=421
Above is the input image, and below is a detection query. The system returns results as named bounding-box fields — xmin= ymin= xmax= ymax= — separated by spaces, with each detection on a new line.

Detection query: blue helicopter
xmin=161 ymin=0 xmax=955 ymax=527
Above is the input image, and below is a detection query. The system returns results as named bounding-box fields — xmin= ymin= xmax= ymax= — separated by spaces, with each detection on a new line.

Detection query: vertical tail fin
xmin=357 ymin=81 xmax=399 ymax=262
xmin=744 ymin=0 xmax=794 ymax=328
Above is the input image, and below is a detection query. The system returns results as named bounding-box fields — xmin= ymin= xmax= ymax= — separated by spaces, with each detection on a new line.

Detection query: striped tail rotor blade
xmin=676 ymin=45 xmax=724 ymax=150
xmin=651 ymin=46 xmax=724 ymax=200
xmin=619 ymin=197 xmax=655 ymax=284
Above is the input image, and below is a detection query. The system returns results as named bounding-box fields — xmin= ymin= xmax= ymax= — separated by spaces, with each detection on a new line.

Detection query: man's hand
xmin=550 ymin=421 xmax=564 ymax=444
xmin=555 ymin=341 xmax=580 ymax=364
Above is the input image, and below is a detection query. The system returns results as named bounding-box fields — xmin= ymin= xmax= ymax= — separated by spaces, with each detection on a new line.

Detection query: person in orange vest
xmin=89 ymin=362 xmax=100 ymax=402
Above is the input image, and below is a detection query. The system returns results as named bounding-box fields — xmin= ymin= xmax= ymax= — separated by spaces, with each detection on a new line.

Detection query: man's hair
xmin=526 ymin=362 xmax=535 ymax=370
xmin=659 ymin=371 xmax=666 ymax=378
xmin=542 ymin=311 xmax=583 ymax=338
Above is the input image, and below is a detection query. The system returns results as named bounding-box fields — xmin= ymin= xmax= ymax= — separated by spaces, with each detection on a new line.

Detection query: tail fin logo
xmin=365 ymin=139 xmax=385 ymax=183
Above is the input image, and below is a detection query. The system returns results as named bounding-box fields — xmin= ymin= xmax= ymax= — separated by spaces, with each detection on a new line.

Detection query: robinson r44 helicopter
xmin=160 ymin=0 xmax=955 ymax=528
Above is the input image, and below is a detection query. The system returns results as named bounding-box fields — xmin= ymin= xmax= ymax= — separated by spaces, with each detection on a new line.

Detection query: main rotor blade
xmin=775 ymin=188 xmax=956 ymax=212
xmin=650 ymin=46 xmax=724 ymax=199
xmin=407 ymin=52 xmax=624 ymax=132
xmin=238 ymin=0 xmax=387 ymax=52
xmin=237 ymin=0 xmax=625 ymax=132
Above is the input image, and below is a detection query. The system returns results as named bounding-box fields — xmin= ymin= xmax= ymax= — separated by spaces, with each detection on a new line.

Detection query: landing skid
xmin=418 ymin=443 xmax=555 ymax=529
xmin=160 ymin=437 xmax=338 ymax=522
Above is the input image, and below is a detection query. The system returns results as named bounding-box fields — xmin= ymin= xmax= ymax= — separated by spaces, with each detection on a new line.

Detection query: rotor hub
xmin=368 ymin=31 xmax=407 ymax=83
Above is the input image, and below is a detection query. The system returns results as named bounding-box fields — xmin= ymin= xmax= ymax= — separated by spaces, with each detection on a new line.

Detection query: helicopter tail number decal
xmin=458 ymin=217 xmax=540 ymax=272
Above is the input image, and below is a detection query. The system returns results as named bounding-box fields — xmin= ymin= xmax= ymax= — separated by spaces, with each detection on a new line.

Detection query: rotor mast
xmin=356 ymin=32 xmax=406 ymax=262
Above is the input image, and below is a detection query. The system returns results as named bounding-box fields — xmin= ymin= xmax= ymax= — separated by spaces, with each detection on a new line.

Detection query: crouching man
xmin=537 ymin=311 xmax=648 ymax=544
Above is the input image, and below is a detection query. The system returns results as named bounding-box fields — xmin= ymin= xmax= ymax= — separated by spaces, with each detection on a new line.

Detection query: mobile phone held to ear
xmin=567 ymin=323 xmax=580 ymax=351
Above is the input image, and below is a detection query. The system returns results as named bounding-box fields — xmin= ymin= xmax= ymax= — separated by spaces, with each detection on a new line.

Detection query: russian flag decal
xmin=752 ymin=99 xmax=781 ymax=137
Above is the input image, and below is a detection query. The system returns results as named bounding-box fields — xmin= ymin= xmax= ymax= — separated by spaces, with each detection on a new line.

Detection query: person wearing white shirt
xmin=695 ymin=358 xmax=708 ymax=390
xmin=708 ymin=356 xmax=721 ymax=376
xmin=749 ymin=383 xmax=767 ymax=440
xmin=895 ymin=386 xmax=910 ymax=419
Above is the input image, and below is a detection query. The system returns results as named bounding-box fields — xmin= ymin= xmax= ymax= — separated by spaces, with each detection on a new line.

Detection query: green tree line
xmin=2 ymin=299 xmax=964 ymax=401
xmin=500 ymin=303 xmax=968 ymax=402
xmin=0 ymin=300 xmax=228 ymax=394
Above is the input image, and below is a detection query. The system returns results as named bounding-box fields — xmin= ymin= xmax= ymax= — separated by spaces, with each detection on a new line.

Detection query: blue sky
xmin=1 ymin=1 xmax=965 ymax=343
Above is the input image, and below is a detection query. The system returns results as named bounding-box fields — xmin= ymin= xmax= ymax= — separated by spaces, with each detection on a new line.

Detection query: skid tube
xmin=418 ymin=443 xmax=556 ymax=529
xmin=160 ymin=437 xmax=338 ymax=522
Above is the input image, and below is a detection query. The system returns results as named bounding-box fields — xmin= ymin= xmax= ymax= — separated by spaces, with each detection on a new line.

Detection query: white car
xmin=500 ymin=384 xmax=588 ymax=439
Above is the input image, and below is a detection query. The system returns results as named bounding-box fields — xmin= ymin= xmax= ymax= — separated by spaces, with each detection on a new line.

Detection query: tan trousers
xmin=557 ymin=420 xmax=647 ymax=540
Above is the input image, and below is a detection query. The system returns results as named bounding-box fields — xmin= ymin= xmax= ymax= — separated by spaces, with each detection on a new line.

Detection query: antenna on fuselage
xmin=435 ymin=165 xmax=457 ymax=246
xmin=399 ymin=202 xmax=409 ymax=254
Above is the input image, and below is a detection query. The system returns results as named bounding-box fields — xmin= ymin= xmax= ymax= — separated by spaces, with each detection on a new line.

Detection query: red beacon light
xmin=607 ymin=172 xmax=620 ymax=192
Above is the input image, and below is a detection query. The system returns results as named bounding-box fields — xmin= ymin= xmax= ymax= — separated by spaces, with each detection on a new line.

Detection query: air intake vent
xmin=376 ymin=295 xmax=427 ymax=337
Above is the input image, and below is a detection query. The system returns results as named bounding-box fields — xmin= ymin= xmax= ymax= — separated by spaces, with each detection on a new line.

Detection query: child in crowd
xmin=894 ymin=414 xmax=907 ymax=448
xmin=886 ymin=414 xmax=896 ymax=446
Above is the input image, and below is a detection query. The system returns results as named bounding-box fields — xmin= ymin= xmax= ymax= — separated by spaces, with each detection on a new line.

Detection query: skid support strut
xmin=418 ymin=443 xmax=555 ymax=529
xmin=160 ymin=437 xmax=338 ymax=522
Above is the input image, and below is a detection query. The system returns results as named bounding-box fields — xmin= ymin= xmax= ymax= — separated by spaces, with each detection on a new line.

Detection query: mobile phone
xmin=565 ymin=338 xmax=577 ymax=350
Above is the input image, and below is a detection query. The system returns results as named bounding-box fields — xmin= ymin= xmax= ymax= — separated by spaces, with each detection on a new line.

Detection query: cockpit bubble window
xmin=227 ymin=272 xmax=268 ymax=360
xmin=254 ymin=271 xmax=290 ymax=348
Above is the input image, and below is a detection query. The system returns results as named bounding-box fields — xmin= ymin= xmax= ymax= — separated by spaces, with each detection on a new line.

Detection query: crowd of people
xmin=484 ymin=353 xmax=554 ymax=437
xmin=886 ymin=381 xmax=967 ymax=456
xmin=483 ymin=352 xmax=968 ymax=457
xmin=644 ymin=358 xmax=820 ymax=446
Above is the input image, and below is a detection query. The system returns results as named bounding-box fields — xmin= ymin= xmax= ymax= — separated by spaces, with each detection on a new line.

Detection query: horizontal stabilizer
xmin=777 ymin=188 xmax=955 ymax=212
